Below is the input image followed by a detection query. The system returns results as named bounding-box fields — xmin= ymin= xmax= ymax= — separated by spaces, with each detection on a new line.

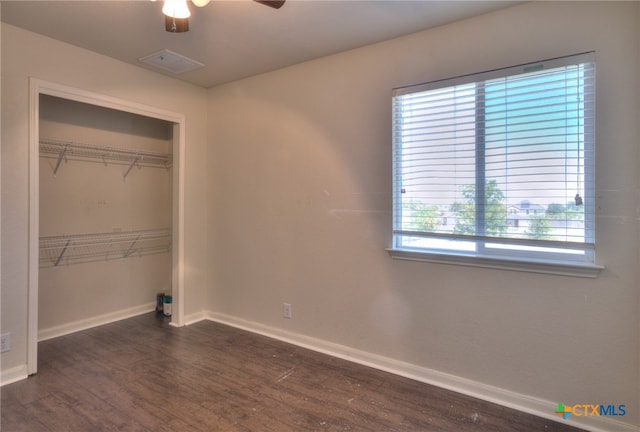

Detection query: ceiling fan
xmin=162 ymin=0 xmax=286 ymax=33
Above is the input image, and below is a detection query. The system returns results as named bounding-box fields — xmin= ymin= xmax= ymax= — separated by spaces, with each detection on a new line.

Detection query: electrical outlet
xmin=1 ymin=333 xmax=11 ymax=353
xmin=283 ymin=303 xmax=292 ymax=319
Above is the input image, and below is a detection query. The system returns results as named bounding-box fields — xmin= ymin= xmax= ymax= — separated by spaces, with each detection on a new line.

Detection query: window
xmin=390 ymin=53 xmax=602 ymax=276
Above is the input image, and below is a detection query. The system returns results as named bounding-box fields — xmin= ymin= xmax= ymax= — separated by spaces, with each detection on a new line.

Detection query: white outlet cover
xmin=0 ymin=333 xmax=11 ymax=353
xmin=283 ymin=303 xmax=292 ymax=319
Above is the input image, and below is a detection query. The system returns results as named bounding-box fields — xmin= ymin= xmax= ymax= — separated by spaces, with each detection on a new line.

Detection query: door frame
xmin=28 ymin=79 xmax=186 ymax=375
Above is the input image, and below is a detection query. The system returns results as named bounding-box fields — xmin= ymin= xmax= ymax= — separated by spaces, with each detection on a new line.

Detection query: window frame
xmin=387 ymin=53 xmax=603 ymax=278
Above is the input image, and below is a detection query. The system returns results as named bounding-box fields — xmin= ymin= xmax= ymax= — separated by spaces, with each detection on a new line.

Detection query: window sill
xmin=386 ymin=248 xmax=604 ymax=278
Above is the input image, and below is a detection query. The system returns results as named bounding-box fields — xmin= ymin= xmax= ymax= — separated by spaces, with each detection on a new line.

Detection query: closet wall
xmin=38 ymin=94 xmax=173 ymax=334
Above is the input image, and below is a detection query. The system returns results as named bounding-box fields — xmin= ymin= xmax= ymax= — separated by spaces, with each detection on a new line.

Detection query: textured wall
xmin=207 ymin=2 xmax=639 ymax=428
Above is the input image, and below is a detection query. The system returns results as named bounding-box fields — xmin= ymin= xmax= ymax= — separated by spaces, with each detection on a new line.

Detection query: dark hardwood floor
xmin=1 ymin=314 xmax=586 ymax=431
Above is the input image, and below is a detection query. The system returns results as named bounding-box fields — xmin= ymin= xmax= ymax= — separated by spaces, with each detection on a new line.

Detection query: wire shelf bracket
xmin=53 ymin=144 xmax=69 ymax=176
xmin=123 ymin=234 xmax=141 ymax=258
xmin=53 ymin=239 xmax=71 ymax=267
xmin=123 ymin=156 xmax=141 ymax=181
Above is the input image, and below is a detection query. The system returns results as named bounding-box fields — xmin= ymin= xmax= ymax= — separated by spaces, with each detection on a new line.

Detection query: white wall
xmin=207 ymin=2 xmax=639 ymax=429
xmin=1 ymin=23 xmax=209 ymax=375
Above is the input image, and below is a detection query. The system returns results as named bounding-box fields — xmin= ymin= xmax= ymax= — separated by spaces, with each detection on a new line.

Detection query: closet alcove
xmin=38 ymin=94 xmax=174 ymax=336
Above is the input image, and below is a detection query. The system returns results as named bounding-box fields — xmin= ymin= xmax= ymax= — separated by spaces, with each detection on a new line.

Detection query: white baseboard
xmin=0 ymin=364 xmax=29 ymax=387
xmin=183 ymin=310 xmax=210 ymax=326
xmin=38 ymin=302 xmax=156 ymax=342
xmin=184 ymin=311 xmax=638 ymax=432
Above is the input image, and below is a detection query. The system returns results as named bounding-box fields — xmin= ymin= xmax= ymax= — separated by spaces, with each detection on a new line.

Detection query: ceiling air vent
xmin=138 ymin=49 xmax=204 ymax=74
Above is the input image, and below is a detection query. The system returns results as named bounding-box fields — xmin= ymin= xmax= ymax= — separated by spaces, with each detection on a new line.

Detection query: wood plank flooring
xmin=1 ymin=314 xmax=586 ymax=431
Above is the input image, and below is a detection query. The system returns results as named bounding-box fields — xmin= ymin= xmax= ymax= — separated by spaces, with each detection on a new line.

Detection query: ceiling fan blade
xmin=254 ymin=0 xmax=285 ymax=9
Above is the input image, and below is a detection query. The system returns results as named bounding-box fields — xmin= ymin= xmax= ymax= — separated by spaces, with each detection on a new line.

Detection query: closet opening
xmin=28 ymin=79 xmax=185 ymax=375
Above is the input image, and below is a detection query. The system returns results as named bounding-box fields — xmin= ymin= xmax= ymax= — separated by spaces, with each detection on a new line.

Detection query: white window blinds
xmin=392 ymin=52 xmax=595 ymax=263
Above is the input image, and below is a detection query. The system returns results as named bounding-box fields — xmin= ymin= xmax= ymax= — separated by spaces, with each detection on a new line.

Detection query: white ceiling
xmin=1 ymin=1 xmax=519 ymax=88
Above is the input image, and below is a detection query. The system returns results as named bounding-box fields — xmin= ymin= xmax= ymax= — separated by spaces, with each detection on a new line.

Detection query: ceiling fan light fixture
xmin=165 ymin=16 xmax=189 ymax=33
xmin=191 ymin=0 xmax=211 ymax=7
xmin=162 ymin=0 xmax=191 ymax=19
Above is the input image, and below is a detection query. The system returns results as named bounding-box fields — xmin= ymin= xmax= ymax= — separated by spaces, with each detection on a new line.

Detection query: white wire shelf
xmin=39 ymin=138 xmax=173 ymax=179
xmin=39 ymin=228 xmax=171 ymax=268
